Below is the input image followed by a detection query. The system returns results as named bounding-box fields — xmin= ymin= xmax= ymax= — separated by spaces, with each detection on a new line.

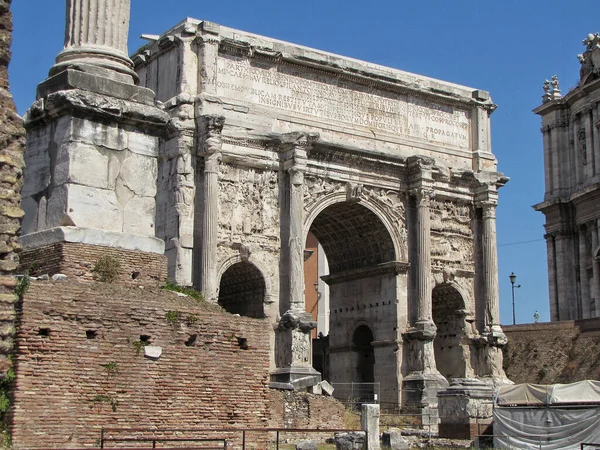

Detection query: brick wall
xmin=20 ymin=242 xmax=167 ymax=287
xmin=11 ymin=281 xmax=272 ymax=448
xmin=0 ymin=0 xmax=25 ymax=382
xmin=503 ymin=319 xmax=600 ymax=384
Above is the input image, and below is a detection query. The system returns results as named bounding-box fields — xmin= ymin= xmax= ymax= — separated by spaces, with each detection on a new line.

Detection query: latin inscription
xmin=216 ymin=55 xmax=471 ymax=149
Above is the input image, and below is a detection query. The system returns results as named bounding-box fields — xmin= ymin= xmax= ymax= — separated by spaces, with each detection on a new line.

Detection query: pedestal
xmin=438 ymin=378 xmax=495 ymax=439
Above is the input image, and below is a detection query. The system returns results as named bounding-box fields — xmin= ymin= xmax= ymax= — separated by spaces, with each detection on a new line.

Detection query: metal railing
xmin=331 ymin=382 xmax=380 ymax=408
xmin=99 ymin=427 xmax=366 ymax=449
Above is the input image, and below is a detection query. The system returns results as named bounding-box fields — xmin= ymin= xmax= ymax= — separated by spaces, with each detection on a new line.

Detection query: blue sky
xmin=9 ymin=1 xmax=600 ymax=325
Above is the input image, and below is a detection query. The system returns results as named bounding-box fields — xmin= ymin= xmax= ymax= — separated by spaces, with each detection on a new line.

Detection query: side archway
xmin=432 ymin=283 xmax=468 ymax=380
xmin=218 ymin=260 xmax=266 ymax=319
xmin=352 ymin=324 xmax=375 ymax=384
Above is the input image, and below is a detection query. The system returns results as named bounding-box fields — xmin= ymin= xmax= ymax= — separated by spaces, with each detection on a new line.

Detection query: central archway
xmin=306 ymin=199 xmax=400 ymax=405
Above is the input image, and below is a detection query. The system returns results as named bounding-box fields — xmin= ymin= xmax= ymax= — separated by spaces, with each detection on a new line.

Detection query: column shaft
xmin=592 ymin=224 xmax=600 ymax=317
xmin=198 ymin=116 xmax=224 ymax=302
xmin=201 ymin=153 xmax=220 ymax=301
xmin=289 ymin=167 xmax=305 ymax=310
xmin=53 ymin=0 xmax=136 ymax=81
xmin=415 ymin=189 xmax=432 ymax=321
xmin=579 ymin=226 xmax=591 ymax=318
xmin=593 ymin=107 xmax=600 ymax=176
xmin=546 ymin=234 xmax=559 ymax=321
xmin=480 ymin=203 xmax=500 ymax=328
xmin=65 ymin=0 xmax=129 ymax=52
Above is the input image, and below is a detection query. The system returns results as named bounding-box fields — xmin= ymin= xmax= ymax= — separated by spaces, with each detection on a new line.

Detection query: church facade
xmin=534 ymin=33 xmax=600 ymax=321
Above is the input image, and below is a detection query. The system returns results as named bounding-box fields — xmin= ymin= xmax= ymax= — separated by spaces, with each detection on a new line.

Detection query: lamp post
xmin=509 ymin=272 xmax=521 ymax=325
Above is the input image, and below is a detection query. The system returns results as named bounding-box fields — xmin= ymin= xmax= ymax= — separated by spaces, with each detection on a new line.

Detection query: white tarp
xmin=496 ymin=380 xmax=600 ymax=406
xmin=494 ymin=381 xmax=600 ymax=450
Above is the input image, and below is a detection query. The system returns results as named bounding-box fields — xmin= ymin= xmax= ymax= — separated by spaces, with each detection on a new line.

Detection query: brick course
xmin=19 ymin=242 xmax=167 ymax=287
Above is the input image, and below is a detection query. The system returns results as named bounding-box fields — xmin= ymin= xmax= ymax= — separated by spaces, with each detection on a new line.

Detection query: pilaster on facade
xmin=195 ymin=21 xmax=221 ymax=113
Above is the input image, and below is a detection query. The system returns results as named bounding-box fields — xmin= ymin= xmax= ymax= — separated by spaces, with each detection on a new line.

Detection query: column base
xmin=438 ymin=378 xmax=495 ymax=439
xmin=269 ymin=366 xmax=322 ymax=390
xmin=37 ymin=67 xmax=154 ymax=104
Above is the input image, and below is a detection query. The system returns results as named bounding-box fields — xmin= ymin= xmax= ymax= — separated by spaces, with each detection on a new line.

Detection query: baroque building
xmin=18 ymin=0 xmax=510 ymax=435
xmin=534 ymin=33 xmax=600 ymax=321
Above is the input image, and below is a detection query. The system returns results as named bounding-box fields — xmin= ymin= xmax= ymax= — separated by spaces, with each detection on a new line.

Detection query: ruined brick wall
xmin=503 ymin=319 xmax=600 ymax=384
xmin=12 ymin=281 xmax=272 ymax=448
xmin=0 ymin=0 xmax=24 ymax=381
xmin=269 ymin=390 xmax=346 ymax=443
xmin=20 ymin=242 xmax=167 ymax=286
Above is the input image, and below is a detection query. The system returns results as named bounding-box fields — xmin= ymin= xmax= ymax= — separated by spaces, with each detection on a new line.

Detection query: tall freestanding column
xmin=402 ymin=157 xmax=447 ymax=424
xmin=271 ymin=133 xmax=321 ymax=390
xmin=51 ymin=0 xmax=137 ymax=83
xmin=198 ymin=116 xmax=225 ymax=302
xmin=20 ymin=0 xmax=168 ymax=283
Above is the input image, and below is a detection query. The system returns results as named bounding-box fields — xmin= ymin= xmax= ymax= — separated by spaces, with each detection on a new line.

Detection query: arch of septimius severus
xmin=19 ymin=0 xmax=510 ymax=422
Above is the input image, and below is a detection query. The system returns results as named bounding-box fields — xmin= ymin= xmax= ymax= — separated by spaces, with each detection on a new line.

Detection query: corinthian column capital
xmin=410 ymin=188 xmax=434 ymax=207
xmin=198 ymin=115 xmax=225 ymax=157
xmin=477 ymin=200 xmax=497 ymax=219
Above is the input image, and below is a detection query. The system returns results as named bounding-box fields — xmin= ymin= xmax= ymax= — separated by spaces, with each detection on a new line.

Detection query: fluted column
xmin=272 ymin=133 xmax=321 ymax=389
xmin=288 ymin=164 xmax=306 ymax=311
xmin=415 ymin=188 xmax=434 ymax=324
xmin=475 ymin=196 xmax=509 ymax=384
xmin=545 ymin=233 xmax=559 ymax=321
xmin=51 ymin=0 xmax=137 ymax=83
xmin=579 ymin=225 xmax=591 ymax=318
xmin=479 ymin=201 xmax=501 ymax=332
xmin=592 ymin=223 xmax=600 ymax=317
xmin=199 ymin=115 xmax=224 ymax=302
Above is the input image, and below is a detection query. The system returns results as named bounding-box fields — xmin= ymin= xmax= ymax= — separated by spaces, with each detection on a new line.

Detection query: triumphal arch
xmin=20 ymin=1 xmax=509 ymax=419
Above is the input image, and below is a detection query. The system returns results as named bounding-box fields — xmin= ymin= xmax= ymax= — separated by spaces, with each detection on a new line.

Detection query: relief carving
xmin=430 ymin=199 xmax=474 ymax=268
xmin=579 ymin=129 xmax=588 ymax=165
xmin=218 ymin=166 xmax=279 ymax=241
xmin=302 ymin=176 xmax=346 ymax=212
xmin=363 ymin=187 xmax=408 ymax=260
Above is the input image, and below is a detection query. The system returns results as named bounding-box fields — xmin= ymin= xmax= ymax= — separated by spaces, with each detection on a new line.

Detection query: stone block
xmin=119 ymin=152 xmax=157 ymax=197
xmin=320 ymin=380 xmax=335 ymax=396
xmin=296 ymin=440 xmax=317 ymax=450
xmin=334 ymin=432 xmax=366 ymax=450
xmin=71 ymin=118 xmax=125 ymax=151
xmin=56 ymin=143 xmax=110 ymax=189
xmin=361 ymin=404 xmax=380 ymax=450
xmin=381 ymin=431 xmax=409 ymax=450
xmin=128 ymin=131 xmax=158 ymax=157
xmin=63 ymin=185 xmax=123 ymax=232
xmin=144 ymin=345 xmax=162 ymax=360
xmin=123 ymin=196 xmax=155 ymax=236
xmin=36 ymin=69 xmax=156 ymax=105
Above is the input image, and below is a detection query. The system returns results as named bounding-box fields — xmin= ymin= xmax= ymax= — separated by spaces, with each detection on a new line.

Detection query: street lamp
xmin=509 ymin=272 xmax=521 ymax=325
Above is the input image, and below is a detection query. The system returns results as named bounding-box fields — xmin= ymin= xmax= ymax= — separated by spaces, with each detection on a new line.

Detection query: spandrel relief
xmin=218 ymin=165 xmax=279 ymax=241
xmin=363 ymin=187 xmax=408 ymax=260
xmin=430 ymin=199 xmax=473 ymax=269
xmin=430 ymin=199 xmax=473 ymax=237
xmin=302 ymin=176 xmax=345 ymax=211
